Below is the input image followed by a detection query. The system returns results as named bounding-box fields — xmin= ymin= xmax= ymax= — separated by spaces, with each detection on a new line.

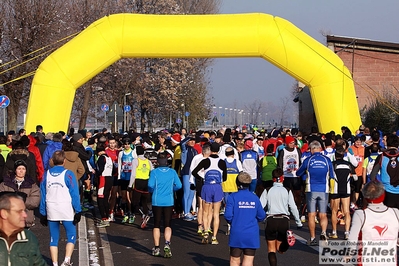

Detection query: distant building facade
xmin=297 ymin=35 xmax=399 ymax=133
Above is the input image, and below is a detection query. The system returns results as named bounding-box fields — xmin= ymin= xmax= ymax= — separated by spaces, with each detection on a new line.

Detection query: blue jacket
xmin=148 ymin=166 xmax=182 ymax=207
xmin=181 ymin=137 xmax=197 ymax=176
xmin=296 ymin=152 xmax=334 ymax=193
xmin=42 ymin=141 xmax=62 ymax=170
xmin=224 ymin=189 xmax=266 ymax=249
xmin=39 ymin=165 xmax=82 ymax=216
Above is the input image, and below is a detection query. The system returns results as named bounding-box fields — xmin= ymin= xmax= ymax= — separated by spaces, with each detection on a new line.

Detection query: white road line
xmin=79 ymin=216 xmax=89 ymax=265
xmin=98 ymin=225 xmax=114 ymax=266
xmin=294 ymin=233 xmax=354 ymax=266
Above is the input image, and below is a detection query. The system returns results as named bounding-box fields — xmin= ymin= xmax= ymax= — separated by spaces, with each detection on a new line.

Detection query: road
xmin=30 ymin=206 xmax=346 ymax=266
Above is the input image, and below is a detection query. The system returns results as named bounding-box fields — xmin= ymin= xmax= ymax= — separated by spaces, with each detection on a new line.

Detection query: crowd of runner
xmin=0 ymin=123 xmax=398 ymax=265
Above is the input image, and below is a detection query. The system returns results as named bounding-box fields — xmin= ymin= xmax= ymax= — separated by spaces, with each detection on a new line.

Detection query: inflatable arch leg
xmin=25 ymin=13 xmax=361 ymax=133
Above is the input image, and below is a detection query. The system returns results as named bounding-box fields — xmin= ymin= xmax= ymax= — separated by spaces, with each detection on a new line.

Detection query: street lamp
xmin=93 ymin=87 xmax=103 ymax=130
xmin=218 ymin=106 xmax=222 ymax=127
xmin=124 ymin=92 xmax=131 ymax=132
xmin=181 ymin=103 xmax=185 ymax=129
xmin=224 ymin=108 xmax=228 ymax=126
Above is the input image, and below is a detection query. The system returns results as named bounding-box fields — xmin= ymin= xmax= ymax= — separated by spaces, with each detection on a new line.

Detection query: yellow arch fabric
xmin=26 ymin=13 xmax=361 ymax=133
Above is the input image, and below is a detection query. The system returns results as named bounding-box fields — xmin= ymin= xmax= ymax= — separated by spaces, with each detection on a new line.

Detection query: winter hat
xmin=72 ymin=133 xmax=84 ymax=142
xmin=20 ymin=135 xmax=30 ymax=147
xmin=244 ymin=139 xmax=253 ymax=150
xmin=284 ymin=136 xmax=295 ymax=145
xmin=12 ymin=141 xmax=25 ymax=150
xmin=14 ymin=160 xmax=27 ymax=171
xmin=210 ymin=142 xmax=220 ymax=153
xmin=171 ymin=133 xmax=181 ymax=144
xmin=87 ymin=137 xmax=96 ymax=145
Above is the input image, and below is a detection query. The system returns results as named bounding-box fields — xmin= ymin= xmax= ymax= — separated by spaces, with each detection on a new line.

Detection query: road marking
xmin=98 ymin=223 xmax=114 ymax=266
xmin=79 ymin=216 xmax=89 ymax=265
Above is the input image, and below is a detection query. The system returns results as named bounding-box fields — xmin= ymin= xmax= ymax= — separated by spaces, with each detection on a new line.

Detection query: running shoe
xmin=211 ymin=237 xmax=219 ymax=245
xmin=286 ymin=230 xmax=296 ymax=246
xmin=60 ymin=261 xmax=73 ymax=266
xmin=197 ymin=228 xmax=204 ymax=236
xmin=219 ymin=208 xmax=225 ymax=215
xmin=202 ymin=233 xmax=209 ymax=244
xmin=164 ymin=244 xmax=172 ymax=258
xmin=337 ymin=210 xmax=343 ymax=221
xmin=152 ymin=247 xmax=161 ymax=257
xmin=96 ymin=219 xmax=110 ymax=228
xmin=141 ymin=215 xmax=150 ymax=229
xmin=183 ymin=213 xmax=195 ymax=221
xmin=320 ymin=232 xmax=329 ymax=242
xmin=108 ymin=212 xmax=115 ymax=222
xmin=315 ymin=216 xmax=319 ymax=224
xmin=308 ymin=238 xmax=317 ymax=246
xmin=300 ymin=215 xmax=306 ymax=223
xmin=226 ymin=224 xmax=231 ymax=236
xmin=115 ymin=209 xmax=124 ymax=217
xmin=128 ymin=215 xmax=135 ymax=224
xmin=344 ymin=231 xmax=349 ymax=240
xmin=206 ymin=228 xmax=213 ymax=235
xmin=340 ymin=217 xmax=346 ymax=225
xmin=328 ymin=232 xmax=338 ymax=239
xmin=122 ymin=215 xmax=128 ymax=224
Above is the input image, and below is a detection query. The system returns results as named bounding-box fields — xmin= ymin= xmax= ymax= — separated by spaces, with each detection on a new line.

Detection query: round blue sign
xmin=124 ymin=105 xmax=131 ymax=112
xmin=185 ymin=111 xmax=190 ymax=117
xmin=0 ymin=95 xmax=10 ymax=109
xmin=101 ymin=104 xmax=109 ymax=112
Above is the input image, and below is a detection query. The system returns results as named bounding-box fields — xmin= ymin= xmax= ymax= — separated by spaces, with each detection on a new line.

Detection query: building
xmin=297 ymin=35 xmax=399 ymax=133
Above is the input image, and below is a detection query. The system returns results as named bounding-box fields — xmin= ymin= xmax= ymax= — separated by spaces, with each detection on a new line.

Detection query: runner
xmin=128 ymin=145 xmax=154 ymax=229
xmin=260 ymin=168 xmax=302 ymax=266
xmin=192 ymin=142 xmax=227 ymax=244
xmin=224 ymin=172 xmax=265 ymax=266
xmin=148 ymin=152 xmax=182 ymax=258
xmin=117 ymin=138 xmax=135 ymax=224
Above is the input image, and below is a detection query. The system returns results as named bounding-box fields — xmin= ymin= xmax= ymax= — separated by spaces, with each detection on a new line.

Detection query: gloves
xmin=190 ymin=184 xmax=196 ymax=190
xmin=40 ymin=215 xmax=48 ymax=226
xmin=73 ymin=212 xmax=82 ymax=225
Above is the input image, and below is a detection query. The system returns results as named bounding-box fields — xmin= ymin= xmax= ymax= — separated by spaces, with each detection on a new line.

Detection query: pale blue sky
xmin=209 ymin=0 xmax=399 ymax=117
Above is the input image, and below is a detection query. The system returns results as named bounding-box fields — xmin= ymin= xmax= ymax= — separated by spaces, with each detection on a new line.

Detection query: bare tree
xmin=0 ymin=0 xmax=71 ymax=131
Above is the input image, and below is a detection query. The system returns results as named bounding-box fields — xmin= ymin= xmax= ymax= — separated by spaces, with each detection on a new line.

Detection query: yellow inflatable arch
xmin=25 ymin=13 xmax=361 ymax=133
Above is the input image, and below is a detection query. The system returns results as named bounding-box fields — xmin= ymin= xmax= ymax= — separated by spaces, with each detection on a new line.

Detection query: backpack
xmin=381 ymin=151 xmax=399 ymax=187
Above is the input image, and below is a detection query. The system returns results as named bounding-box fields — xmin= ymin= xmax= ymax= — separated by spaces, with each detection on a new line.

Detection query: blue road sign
xmin=124 ymin=105 xmax=131 ymax=112
xmin=101 ymin=104 xmax=109 ymax=112
xmin=185 ymin=111 xmax=190 ymax=117
xmin=0 ymin=95 xmax=10 ymax=109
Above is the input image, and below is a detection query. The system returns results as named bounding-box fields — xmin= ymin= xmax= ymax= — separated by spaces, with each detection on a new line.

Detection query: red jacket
xmin=28 ymin=135 xmax=44 ymax=182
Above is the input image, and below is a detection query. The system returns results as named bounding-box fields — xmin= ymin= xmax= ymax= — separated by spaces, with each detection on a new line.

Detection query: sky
xmin=209 ymin=0 xmax=399 ymax=123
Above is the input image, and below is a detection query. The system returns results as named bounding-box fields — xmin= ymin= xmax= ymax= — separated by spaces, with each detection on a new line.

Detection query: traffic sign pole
xmin=0 ymin=95 xmax=10 ymax=134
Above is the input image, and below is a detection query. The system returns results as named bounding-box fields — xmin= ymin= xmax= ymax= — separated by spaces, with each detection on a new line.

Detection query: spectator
xmin=0 ymin=192 xmax=46 ymax=265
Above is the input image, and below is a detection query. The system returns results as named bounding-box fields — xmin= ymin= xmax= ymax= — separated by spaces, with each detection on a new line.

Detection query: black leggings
xmin=97 ymin=176 xmax=113 ymax=219
xmin=152 ymin=206 xmax=173 ymax=229
xmin=131 ymin=190 xmax=150 ymax=215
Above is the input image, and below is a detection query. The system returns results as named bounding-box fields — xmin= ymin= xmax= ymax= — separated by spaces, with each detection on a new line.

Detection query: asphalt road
xmin=30 ymin=206 xmax=349 ymax=266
